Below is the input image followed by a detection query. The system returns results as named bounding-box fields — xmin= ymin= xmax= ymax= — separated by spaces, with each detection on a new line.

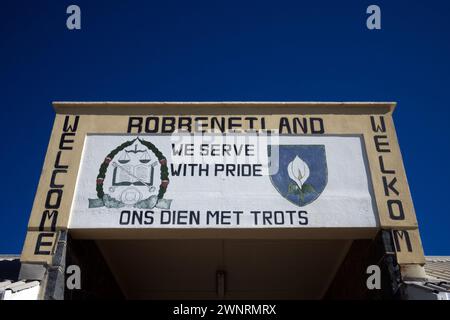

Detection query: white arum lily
xmin=287 ymin=156 xmax=310 ymax=189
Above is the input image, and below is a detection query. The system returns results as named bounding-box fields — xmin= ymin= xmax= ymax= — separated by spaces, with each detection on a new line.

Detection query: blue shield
xmin=268 ymin=145 xmax=328 ymax=207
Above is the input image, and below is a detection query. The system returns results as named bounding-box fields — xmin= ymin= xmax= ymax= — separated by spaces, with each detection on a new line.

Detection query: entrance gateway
xmin=19 ymin=102 xmax=426 ymax=299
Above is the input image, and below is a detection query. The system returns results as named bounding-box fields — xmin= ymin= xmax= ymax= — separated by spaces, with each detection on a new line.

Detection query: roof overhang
xmin=52 ymin=101 xmax=396 ymax=115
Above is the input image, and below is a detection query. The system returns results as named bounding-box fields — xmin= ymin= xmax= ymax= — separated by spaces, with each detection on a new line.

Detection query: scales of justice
xmin=109 ymin=143 xmax=160 ymax=206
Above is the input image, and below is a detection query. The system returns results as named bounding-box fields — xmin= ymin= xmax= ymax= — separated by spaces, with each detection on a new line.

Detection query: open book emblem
xmin=88 ymin=138 xmax=172 ymax=209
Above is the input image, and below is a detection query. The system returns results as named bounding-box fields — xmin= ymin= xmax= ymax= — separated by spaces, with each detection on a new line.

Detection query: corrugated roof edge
xmin=0 ymin=255 xmax=20 ymax=261
xmin=426 ymin=256 xmax=450 ymax=262
xmin=0 ymin=280 xmax=40 ymax=293
xmin=52 ymin=101 xmax=397 ymax=115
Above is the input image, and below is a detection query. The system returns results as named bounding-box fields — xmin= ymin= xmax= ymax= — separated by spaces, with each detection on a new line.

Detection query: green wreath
xmin=95 ymin=138 xmax=169 ymax=203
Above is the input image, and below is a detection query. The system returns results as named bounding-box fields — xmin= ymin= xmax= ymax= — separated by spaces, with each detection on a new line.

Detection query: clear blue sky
xmin=0 ymin=0 xmax=449 ymax=255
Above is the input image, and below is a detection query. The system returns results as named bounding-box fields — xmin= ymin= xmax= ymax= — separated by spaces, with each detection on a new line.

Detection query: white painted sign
xmin=69 ymin=134 xmax=378 ymax=229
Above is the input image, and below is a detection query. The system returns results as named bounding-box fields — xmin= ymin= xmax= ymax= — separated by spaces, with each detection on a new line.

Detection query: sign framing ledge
xmin=20 ymin=102 xmax=425 ymax=267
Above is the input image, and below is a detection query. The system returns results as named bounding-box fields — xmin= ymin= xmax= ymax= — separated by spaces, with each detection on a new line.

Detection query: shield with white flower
xmin=268 ymin=145 xmax=328 ymax=207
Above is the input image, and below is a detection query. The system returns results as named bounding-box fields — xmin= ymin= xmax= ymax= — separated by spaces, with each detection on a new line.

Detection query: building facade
xmin=16 ymin=102 xmax=434 ymax=299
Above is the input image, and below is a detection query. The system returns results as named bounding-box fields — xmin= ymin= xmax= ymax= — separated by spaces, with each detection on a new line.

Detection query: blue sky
xmin=0 ymin=0 xmax=449 ymax=254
